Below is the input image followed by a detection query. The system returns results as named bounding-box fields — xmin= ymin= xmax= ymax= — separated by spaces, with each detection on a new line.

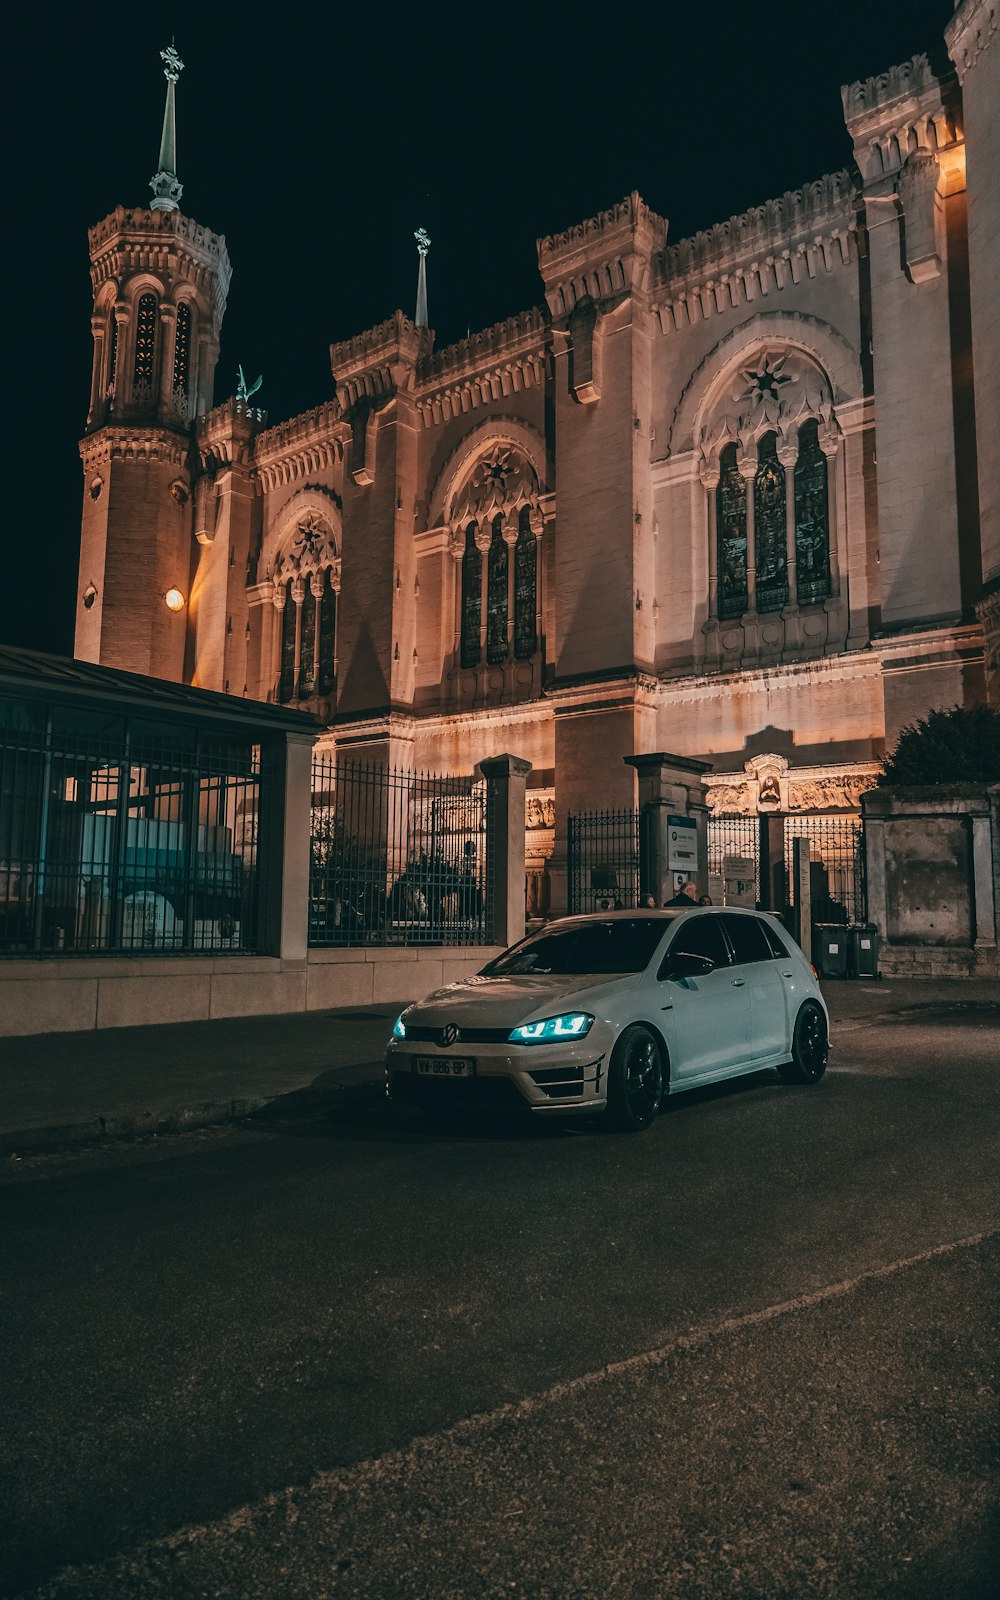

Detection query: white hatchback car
xmin=386 ymin=908 xmax=829 ymax=1131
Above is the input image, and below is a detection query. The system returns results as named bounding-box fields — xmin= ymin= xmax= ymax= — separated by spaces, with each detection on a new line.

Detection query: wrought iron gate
xmin=567 ymin=808 xmax=642 ymax=914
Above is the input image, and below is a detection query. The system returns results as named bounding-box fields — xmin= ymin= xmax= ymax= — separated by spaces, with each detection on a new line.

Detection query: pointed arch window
xmin=514 ymin=506 xmax=537 ymax=659
xmin=278 ymin=581 xmax=296 ymax=703
xmin=318 ymin=569 xmax=337 ymax=696
xmin=133 ymin=293 xmax=158 ymax=394
xmin=486 ymin=515 xmax=509 ymax=665
xmin=461 ymin=524 xmax=482 ymax=669
xmin=298 ymin=583 xmax=317 ymax=698
xmin=172 ymin=302 xmax=192 ymax=395
xmin=106 ymin=312 xmax=118 ymax=398
xmin=717 ymin=443 xmax=748 ymax=620
xmin=794 ymin=419 xmax=831 ymax=606
xmin=754 ymin=431 xmax=788 ymax=613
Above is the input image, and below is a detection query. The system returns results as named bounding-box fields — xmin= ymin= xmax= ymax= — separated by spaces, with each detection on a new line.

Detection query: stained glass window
xmin=514 ymin=506 xmax=537 ymax=660
xmin=487 ymin=516 xmax=509 ymax=665
xmin=133 ymin=293 xmax=158 ymax=394
xmin=717 ymin=443 xmax=748 ymax=620
xmin=754 ymin=432 xmax=788 ymax=613
xmin=318 ymin=570 xmax=336 ymax=696
xmin=298 ymin=585 xmax=316 ymax=699
xmin=172 ymin=302 xmax=191 ymax=394
xmin=461 ymin=524 xmax=481 ymax=669
xmin=278 ymin=582 xmax=296 ymax=703
xmin=106 ymin=313 xmax=118 ymax=397
xmin=794 ymin=419 xmax=831 ymax=606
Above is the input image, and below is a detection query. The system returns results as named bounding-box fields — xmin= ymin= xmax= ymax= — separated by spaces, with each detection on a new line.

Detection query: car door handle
xmin=780 ymin=970 xmax=794 ymax=978
xmin=731 ymin=978 xmax=747 ymax=987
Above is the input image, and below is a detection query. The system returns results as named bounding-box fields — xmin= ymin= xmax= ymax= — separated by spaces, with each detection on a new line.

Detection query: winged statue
xmin=236 ymin=365 xmax=263 ymax=403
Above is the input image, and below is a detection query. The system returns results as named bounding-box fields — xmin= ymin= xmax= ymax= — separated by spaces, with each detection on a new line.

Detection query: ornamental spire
xmin=414 ymin=228 xmax=430 ymax=328
xmin=150 ymin=44 xmax=185 ymax=213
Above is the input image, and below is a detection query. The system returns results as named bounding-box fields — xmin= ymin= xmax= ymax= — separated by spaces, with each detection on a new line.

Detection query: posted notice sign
xmin=667 ymin=815 xmax=699 ymax=874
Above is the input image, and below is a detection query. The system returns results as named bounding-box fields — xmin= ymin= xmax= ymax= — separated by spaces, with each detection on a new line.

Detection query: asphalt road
xmin=2 ymin=1001 xmax=997 ymax=1598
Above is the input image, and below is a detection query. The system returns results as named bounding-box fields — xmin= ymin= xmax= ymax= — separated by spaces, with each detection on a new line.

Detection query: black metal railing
xmin=309 ymin=757 xmax=490 ymax=947
xmin=0 ymin=710 xmax=261 ymax=957
xmin=707 ymin=814 xmax=761 ymax=906
xmin=567 ymin=808 xmax=642 ymax=914
xmin=784 ymin=813 xmax=867 ymax=926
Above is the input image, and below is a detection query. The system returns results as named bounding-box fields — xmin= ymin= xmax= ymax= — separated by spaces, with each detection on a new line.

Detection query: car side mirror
xmin=662 ymin=951 xmax=715 ymax=981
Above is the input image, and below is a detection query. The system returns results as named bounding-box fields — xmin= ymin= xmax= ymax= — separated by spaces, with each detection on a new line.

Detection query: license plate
xmin=413 ymin=1057 xmax=474 ymax=1078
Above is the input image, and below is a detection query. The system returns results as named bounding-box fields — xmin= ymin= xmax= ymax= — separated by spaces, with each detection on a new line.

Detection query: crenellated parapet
xmin=841 ymin=53 xmax=960 ymax=185
xmin=195 ymin=396 xmax=267 ymax=472
xmin=415 ymin=309 xmax=549 ymax=429
xmin=329 ymin=310 xmax=433 ymax=405
xmin=945 ymin=0 xmax=997 ymax=81
xmin=653 ymin=172 xmax=861 ymax=338
xmin=88 ymin=206 xmax=232 ymax=327
xmin=537 ymin=191 xmax=667 ymax=317
xmin=253 ymin=401 xmax=350 ymax=492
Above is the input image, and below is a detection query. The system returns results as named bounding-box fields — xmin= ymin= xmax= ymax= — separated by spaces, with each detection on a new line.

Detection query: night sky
xmin=7 ymin=0 xmax=954 ymax=656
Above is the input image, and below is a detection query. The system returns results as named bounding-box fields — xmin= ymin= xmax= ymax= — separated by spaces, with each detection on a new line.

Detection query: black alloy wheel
xmin=606 ymin=1024 xmax=665 ymax=1132
xmin=778 ymin=1001 xmax=829 ymax=1084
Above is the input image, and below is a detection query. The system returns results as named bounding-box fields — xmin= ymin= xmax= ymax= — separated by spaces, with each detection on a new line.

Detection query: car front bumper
xmin=385 ymin=1035 xmax=610 ymax=1114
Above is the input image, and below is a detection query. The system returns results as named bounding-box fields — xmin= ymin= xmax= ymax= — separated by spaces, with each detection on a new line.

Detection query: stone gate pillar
xmin=624 ymin=752 xmax=712 ymax=905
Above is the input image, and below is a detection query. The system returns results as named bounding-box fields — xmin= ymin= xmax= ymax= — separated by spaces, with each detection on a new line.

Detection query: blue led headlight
xmin=508 ymin=1012 xmax=595 ymax=1045
xmin=392 ymin=1012 xmax=408 ymax=1040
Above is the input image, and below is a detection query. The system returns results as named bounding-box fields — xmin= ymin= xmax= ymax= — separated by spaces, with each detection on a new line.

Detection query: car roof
xmin=542 ymin=907 xmax=771 ymax=924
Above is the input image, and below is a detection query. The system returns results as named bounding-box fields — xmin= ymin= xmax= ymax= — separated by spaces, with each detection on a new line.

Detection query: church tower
xmin=75 ymin=46 xmax=231 ymax=680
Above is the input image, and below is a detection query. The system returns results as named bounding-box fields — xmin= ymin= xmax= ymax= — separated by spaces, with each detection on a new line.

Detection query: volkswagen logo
xmin=438 ymin=1024 xmax=460 ymax=1048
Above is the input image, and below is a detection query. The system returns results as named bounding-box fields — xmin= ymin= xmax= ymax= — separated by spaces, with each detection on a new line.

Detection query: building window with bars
xmin=486 ymin=516 xmax=509 ymax=665
xmin=794 ymin=418 xmax=831 ymax=606
xmin=461 ymin=523 xmax=482 ymax=669
xmin=132 ymin=293 xmax=158 ymax=398
xmin=514 ymin=506 xmax=537 ymax=659
xmin=717 ymin=443 xmax=748 ymax=620
xmin=754 ymin=431 xmax=788 ymax=613
xmin=172 ymin=302 xmax=192 ymax=395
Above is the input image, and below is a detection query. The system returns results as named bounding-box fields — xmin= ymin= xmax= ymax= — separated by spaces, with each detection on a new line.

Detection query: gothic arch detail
xmin=427 ymin=415 xmax=548 ymax=530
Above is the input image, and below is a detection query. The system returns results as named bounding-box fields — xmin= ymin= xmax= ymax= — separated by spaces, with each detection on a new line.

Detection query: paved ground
xmin=1 ymin=989 xmax=997 ymax=1597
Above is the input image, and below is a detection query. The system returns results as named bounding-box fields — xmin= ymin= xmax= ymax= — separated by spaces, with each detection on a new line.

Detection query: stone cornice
xmin=79 ymin=424 xmax=188 ymax=469
xmin=415 ymin=317 xmax=549 ymax=428
xmin=945 ymin=0 xmax=997 ymax=81
xmin=841 ymin=54 xmax=959 ymax=184
xmin=253 ymin=401 xmax=350 ymax=491
xmin=537 ymin=191 xmax=668 ymax=315
xmin=330 ymin=311 xmax=433 ymax=404
xmin=196 ymin=397 xmax=267 ymax=470
xmin=651 ymin=173 xmax=861 ymax=337
xmin=88 ymin=206 xmax=232 ymax=326
xmin=842 ymin=53 xmax=945 ymax=128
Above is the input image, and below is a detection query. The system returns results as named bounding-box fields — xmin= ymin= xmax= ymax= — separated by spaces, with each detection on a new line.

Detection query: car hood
xmin=404 ymin=971 xmax=640 ymax=1029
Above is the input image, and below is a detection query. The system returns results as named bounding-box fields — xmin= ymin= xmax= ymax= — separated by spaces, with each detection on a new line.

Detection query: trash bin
xmin=813 ymin=924 xmax=849 ymax=978
xmin=849 ymin=924 xmax=880 ymax=979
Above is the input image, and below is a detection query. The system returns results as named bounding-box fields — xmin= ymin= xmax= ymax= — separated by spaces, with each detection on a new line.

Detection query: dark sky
xmin=6 ymin=0 xmax=953 ymax=655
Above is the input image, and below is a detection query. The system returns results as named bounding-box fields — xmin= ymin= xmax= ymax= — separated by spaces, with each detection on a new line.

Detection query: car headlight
xmin=392 ymin=1012 xmax=408 ymax=1040
xmin=508 ymin=1012 xmax=595 ymax=1045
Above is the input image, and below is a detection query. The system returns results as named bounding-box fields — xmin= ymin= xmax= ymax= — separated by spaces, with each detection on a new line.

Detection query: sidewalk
xmin=1 ymin=979 xmax=997 ymax=1155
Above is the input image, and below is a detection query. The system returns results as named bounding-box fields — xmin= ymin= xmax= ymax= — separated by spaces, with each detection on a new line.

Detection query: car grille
xmin=527 ymin=1065 xmax=586 ymax=1100
xmin=404 ymin=1024 xmax=512 ymax=1045
xmin=389 ymin=1073 xmax=529 ymax=1111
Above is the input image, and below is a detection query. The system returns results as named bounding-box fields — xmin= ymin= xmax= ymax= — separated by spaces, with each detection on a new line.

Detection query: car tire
xmin=605 ymin=1025 xmax=665 ymax=1132
xmin=778 ymin=1001 xmax=829 ymax=1084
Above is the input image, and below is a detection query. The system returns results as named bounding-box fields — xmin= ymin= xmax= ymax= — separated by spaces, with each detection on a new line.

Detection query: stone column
xmin=739 ymin=453 xmax=758 ymax=616
xmin=624 ymin=752 xmax=713 ymax=904
xmin=258 ymin=728 xmax=318 ymax=961
xmin=791 ymin=836 xmax=812 ymax=960
xmin=480 ymin=754 xmax=532 ymax=948
xmin=475 ymin=521 xmax=492 ymax=668
xmin=503 ymin=511 xmax=518 ymax=659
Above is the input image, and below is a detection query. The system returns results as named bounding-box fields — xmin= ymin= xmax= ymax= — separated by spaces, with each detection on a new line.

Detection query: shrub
xmin=877 ymin=705 xmax=1000 ymax=786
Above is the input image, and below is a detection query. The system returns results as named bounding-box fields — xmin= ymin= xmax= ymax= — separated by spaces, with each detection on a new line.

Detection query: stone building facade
xmin=76 ymin=6 xmax=998 ymax=911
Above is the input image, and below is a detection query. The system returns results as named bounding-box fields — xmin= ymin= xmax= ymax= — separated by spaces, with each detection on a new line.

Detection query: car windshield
xmin=484 ymin=918 xmax=670 ymax=977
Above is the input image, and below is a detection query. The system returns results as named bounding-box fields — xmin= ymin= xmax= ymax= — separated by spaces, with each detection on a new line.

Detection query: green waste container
xmin=849 ymin=925 xmax=880 ymax=979
xmin=813 ymin=925 xmax=849 ymax=978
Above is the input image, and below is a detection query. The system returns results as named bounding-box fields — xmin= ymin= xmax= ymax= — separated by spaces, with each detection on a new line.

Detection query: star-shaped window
xmin=741 ymin=356 xmax=792 ymax=406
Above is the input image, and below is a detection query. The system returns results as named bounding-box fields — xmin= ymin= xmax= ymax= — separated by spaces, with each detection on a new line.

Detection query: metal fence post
xmin=480 ymin=754 xmax=532 ymax=948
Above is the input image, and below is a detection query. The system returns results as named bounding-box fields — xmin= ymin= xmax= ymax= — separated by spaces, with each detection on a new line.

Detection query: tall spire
xmin=150 ymin=44 xmax=185 ymax=213
xmin=414 ymin=228 xmax=431 ymax=328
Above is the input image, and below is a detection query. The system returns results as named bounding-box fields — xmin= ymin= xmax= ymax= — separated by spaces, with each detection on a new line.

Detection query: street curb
xmin=0 ymin=1079 xmax=385 ymax=1158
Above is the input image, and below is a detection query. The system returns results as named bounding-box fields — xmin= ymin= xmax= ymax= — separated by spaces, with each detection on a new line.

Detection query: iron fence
xmin=784 ymin=813 xmax=867 ymax=926
xmin=310 ymin=756 xmax=489 ymax=946
xmin=567 ymin=808 xmax=643 ymax=914
xmin=707 ymin=815 xmax=761 ymax=906
xmin=0 ymin=706 xmax=261 ymax=957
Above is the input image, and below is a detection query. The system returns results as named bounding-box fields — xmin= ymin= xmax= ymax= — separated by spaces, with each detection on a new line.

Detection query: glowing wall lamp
xmin=163 ymin=587 xmax=186 ymax=612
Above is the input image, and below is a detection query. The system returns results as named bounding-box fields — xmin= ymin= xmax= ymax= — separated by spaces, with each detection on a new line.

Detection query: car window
xmin=484 ymin=918 xmax=669 ymax=976
xmin=759 ymin=916 xmax=791 ymax=959
xmin=722 ymin=913 xmax=773 ymax=964
xmin=659 ymin=914 xmax=731 ymax=977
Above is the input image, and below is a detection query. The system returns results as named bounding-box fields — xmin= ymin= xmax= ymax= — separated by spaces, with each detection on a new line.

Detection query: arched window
xmin=794 ymin=419 xmax=831 ymax=605
xmin=514 ymin=506 xmax=537 ymax=659
xmin=717 ymin=443 xmax=748 ymax=620
xmin=106 ymin=313 xmax=118 ymax=398
xmin=318 ymin=569 xmax=337 ymax=696
xmin=172 ymin=302 xmax=192 ymax=395
xmin=278 ymin=581 xmax=296 ymax=703
xmin=298 ymin=582 xmax=317 ymax=698
xmin=133 ymin=293 xmax=158 ymax=395
xmin=461 ymin=524 xmax=481 ymax=668
xmin=486 ymin=515 xmax=508 ymax=665
xmin=754 ymin=432 xmax=788 ymax=613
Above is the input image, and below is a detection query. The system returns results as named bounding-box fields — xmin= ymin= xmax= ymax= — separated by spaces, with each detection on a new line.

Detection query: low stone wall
xmin=0 ymin=946 xmax=502 ymax=1038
